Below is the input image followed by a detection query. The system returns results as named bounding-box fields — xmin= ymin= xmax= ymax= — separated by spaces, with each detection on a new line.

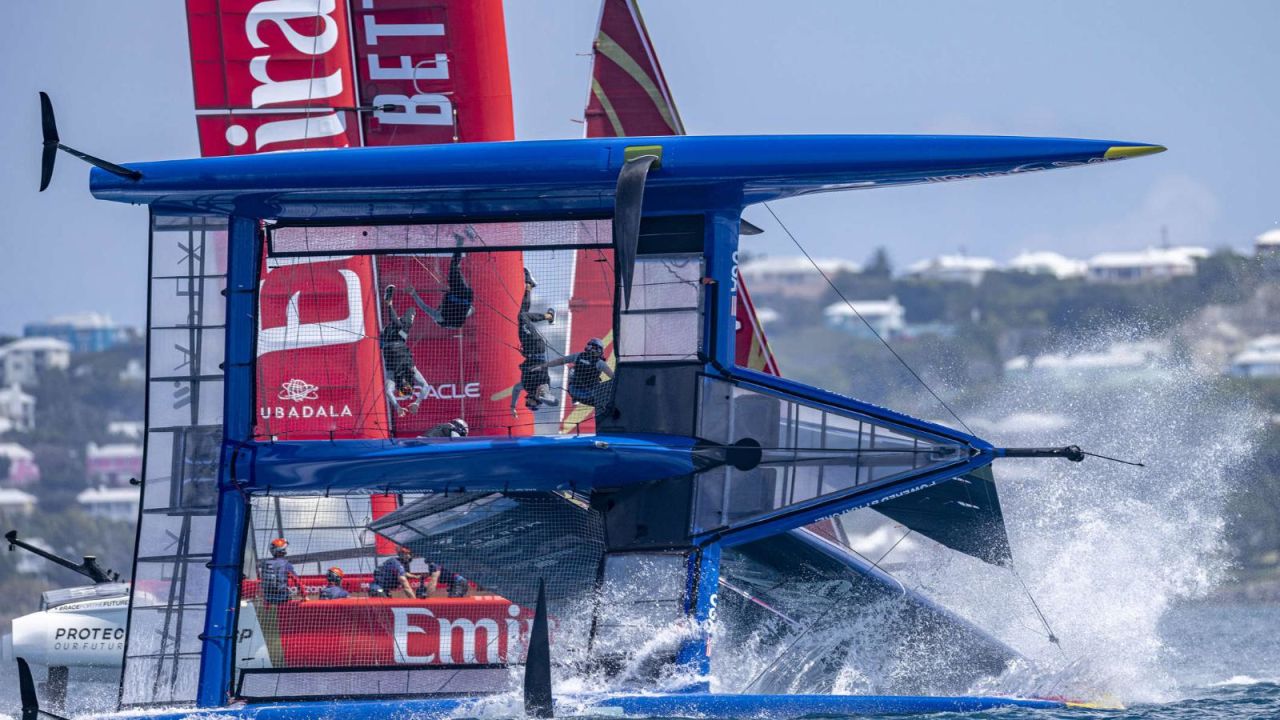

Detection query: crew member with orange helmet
xmin=319 ymin=567 xmax=349 ymax=599
xmin=260 ymin=537 xmax=302 ymax=604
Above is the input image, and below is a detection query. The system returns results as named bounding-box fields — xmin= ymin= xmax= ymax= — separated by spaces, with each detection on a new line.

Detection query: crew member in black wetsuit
xmin=510 ymin=268 xmax=559 ymax=416
xmin=533 ymin=337 xmax=614 ymax=413
xmin=381 ymin=285 xmax=425 ymax=417
xmin=421 ymin=418 xmax=469 ymax=438
xmin=409 ymin=230 xmax=476 ymax=330
xmin=518 ymin=268 xmax=555 ymax=329
xmin=318 ymin=567 xmax=349 ymax=599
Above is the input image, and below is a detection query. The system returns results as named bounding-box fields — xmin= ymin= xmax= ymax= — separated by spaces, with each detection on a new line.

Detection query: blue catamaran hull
xmin=112 ymin=693 xmax=1065 ymax=720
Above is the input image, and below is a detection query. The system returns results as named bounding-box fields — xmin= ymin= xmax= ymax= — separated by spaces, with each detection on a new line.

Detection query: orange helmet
xmin=269 ymin=537 xmax=288 ymax=556
xmin=397 ymin=545 xmax=413 ymax=560
xmin=326 ymin=567 xmax=344 ymax=583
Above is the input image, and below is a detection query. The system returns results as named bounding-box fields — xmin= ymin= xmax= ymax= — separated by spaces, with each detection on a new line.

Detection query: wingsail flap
xmin=871 ymin=464 xmax=1012 ymax=566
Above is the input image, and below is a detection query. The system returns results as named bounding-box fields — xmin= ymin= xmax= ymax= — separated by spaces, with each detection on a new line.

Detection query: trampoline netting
xmin=254 ymin=219 xmax=617 ymax=440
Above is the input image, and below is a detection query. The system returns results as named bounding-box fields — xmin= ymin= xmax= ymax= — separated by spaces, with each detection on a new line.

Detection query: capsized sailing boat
xmin=27 ymin=75 xmax=1162 ymax=716
xmin=581 ymin=0 xmax=1029 ymax=690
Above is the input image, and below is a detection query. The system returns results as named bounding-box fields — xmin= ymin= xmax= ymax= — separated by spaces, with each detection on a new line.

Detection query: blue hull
xmin=113 ymin=693 xmax=1064 ymax=720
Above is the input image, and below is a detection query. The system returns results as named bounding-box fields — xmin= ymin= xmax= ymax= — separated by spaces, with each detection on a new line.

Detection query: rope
xmin=1081 ymin=450 xmax=1146 ymax=467
xmin=761 ymin=202 xmax=976 ymax=436
xmin=1010 ymin=563 xmax=1070 ymax=664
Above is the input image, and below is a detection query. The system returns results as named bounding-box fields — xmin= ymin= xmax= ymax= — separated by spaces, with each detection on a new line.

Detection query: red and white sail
xmin=575 ymin=0 xmax=780 ymax=427
xmin=183 ymin=0 xmax=519 ymax=444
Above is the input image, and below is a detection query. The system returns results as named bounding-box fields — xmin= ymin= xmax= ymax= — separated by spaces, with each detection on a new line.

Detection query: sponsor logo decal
xmin=278 ymin=379 xmax=320 ymax=402
xmin=260 ymin=378 xmax=354 ymax=420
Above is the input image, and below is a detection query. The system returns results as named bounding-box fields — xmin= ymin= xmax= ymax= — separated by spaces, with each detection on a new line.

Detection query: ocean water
xmin=5 ymin=333 xmax=1277 ymax=719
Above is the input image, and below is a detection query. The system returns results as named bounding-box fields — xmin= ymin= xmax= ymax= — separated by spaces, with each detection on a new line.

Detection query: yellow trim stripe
xmin=591 ymin=78 xmax=626 ymax=137
xmin=1104 ymin=145 xmax=1167 ymax=160
xmin=595 ymin=31 xmax=680 ymax=134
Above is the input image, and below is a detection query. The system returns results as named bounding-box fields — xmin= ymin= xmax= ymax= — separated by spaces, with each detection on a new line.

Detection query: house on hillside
xmin=86 ymin=442 xmax=144 ymax=486
xmin=739 ymin=256 xmax=861 ymax=299
xmin=1255 ymin=229 xmax=1280 ymax=256
xmin=0 ymin=488 xmax=37 ymax=521
xmin=1005 ymin=341 xmax=1165 ymax=374
xmin=0 ymin=383 xmax=36 ymax=433
xmin=1008 ymin=251 xmax=1087 ymax=279
xmin=1256 ymin=229 xmax=1280 ymax=272
xmin=823 ymin=297 xmax=906 ymax=339
xmin=107 ymin=420 xmax=145 ymax=440
xmin=0 ymin=337 xmax=71 ymax=388
xmin=78 ymin=486 xmax=141 ymax=522
xmin=0 ymin=442 xmax=40 ymax=487
xmin=1228 ymin=335 xmax=1280 ymax=378
xmin=23 ymin=312 xmax=135 ymax=354
xmin=1086 ymin=246 xmax=1208 ymax=283
xmin=904 ymin=254 xmax=996 ymax=285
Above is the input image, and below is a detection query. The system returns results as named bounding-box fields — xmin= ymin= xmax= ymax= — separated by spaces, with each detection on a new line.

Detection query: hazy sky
xmin=1 ymin=1 xmax=1276 ymax=334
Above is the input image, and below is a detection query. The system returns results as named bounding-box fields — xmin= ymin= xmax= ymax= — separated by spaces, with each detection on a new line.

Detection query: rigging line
xmin=761 ymin=202 xmax=975 ymax=436
xmin=742 ymin=581 xmax=857 ymax=693
xmin=1081 ymin=450 xmax=1145 ymax=467
xmin=301 ymin=2 xmax=323 ymax=146
xmin=1010 ymin=562 xmax=1070 ymax=665
xmin=874 ymin=527 xmax=913 ymax=566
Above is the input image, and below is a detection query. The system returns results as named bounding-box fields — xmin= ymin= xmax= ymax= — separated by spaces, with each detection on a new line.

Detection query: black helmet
xmin=524 ymin=268 xmax=537 ymax=288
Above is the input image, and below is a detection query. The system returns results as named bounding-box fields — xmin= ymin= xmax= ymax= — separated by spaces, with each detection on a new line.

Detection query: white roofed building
xmin=1008 ymin=251 xmax=1087 ymax=279
xmin=823 ymin=297 xmax=906 ymax=339
xmin=0 ymin=337 xmax=71 ymax=388
xmin=740 ymin=256 xmax=861 ymax=299
xmin=108 ymin=420 xmax=145 ymax=440
xmin=77 ymin=486 xmax=141 ymax=522
xmin=1255 ymin=229 xmax=1280 ymax=255
xmin=1086 ymin=247 xmax=1207 ymax=283
xmin=0 ymin=488 xmax=37 ymax=520
xmin=904 ymin=255 xmax=997 ymax=285
xmin=86 ymin=442 xmax=144 ymax=486
xmin=0 ymin=383 xmax=36 ymax=433
xmin=1228 ymin=335 xmax=1280 ymax=378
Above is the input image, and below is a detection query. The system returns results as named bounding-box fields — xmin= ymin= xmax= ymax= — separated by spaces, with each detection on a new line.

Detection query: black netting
xmin=269 ymin=219 xmax=611 ymax=255
xmin=255 ymin=221 xmax=618 ymax=440
xmin=122 ymin=214 xmax=227 ymax=708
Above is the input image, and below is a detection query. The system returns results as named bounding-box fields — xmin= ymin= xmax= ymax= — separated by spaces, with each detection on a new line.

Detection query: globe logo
xmin=278 ymin=379 xmax=320 ymax=402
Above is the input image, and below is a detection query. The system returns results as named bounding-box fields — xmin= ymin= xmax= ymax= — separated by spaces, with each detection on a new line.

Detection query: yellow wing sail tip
xmin=1104 ymin=145 xmax=1167 ymax=160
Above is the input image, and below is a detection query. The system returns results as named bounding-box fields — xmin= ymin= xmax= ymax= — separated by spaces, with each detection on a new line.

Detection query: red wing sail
xmin=581 ymin=0 xmax=780 ymax=379
xmin=585 ymin=0 xmax=684 ymax=137
xmin=183 ymin=0 xmax=517 ymax=443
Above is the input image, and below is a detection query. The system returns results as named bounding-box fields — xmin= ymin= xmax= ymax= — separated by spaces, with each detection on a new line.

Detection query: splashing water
xmin=687 ymin=326 xmax=1263 ymax=706
xmin=894 ymin=328 xmax=1263 ymax=704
